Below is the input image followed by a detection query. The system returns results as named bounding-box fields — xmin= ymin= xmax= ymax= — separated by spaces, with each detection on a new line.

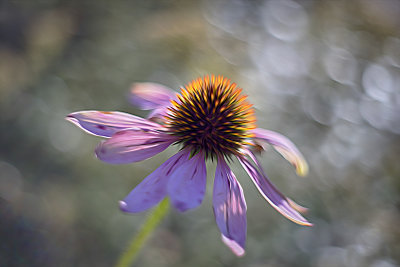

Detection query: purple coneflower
xmin=67 ymin=75 xmax=312 ymax=256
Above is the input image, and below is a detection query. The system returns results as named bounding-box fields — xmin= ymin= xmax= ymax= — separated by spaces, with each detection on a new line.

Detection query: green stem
xmin=115 ymin=198 xmax=170 ymax=267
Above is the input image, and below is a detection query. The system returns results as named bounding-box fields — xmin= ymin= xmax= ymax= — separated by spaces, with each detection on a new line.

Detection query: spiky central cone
xmin=165 ymin=76 xmax=256 ymax=158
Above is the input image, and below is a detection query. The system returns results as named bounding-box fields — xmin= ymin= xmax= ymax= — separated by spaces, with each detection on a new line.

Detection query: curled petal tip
xmin=221 ymin=235 xmax=245 ymax=257
xmin=252 ymin=129 xmax=309 ymax=177
xmin=119 ymin=201 xmax=128 ymax=212
xmin=238 ymin=154 xmax=312 ymax=227
xmin=287 ymin=198 xmax=309 ymax=214
xmin=300 ymin=221 xmax=314 ymax=227
xmin=65 ymin=114 xmax=78 ymax=124
xmin=296 ymin=160 xmax=309 ymax=177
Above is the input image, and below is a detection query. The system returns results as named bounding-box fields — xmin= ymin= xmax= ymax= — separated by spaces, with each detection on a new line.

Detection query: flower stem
xmin=115 ymin=198 xmax=170 ymax=267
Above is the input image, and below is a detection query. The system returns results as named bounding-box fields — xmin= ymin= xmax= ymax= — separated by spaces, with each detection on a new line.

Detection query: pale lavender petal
xmin=130 ymin=83 xmax=176 ymax=110
xmin=66 ymin=111 xmax=162 ymax=137
xmin=120 ymin=150 xmax=190 ymax=213
xmin=146 ymin=107 xmax=169 ymax=123
xmin=252 ymin=128 xmax=309 ymax=176
xmin=238 ymin=151 xmax=312 ymax=226
xmin=167 ymin=152 xmax=207 ymax=212
xmin=213 ymin=157 xmax=247 ymax=256
xmin=95 ymin=129 xmax=175 ymax=164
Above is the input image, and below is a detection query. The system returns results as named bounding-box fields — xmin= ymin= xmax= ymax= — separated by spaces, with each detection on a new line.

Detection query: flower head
xmin=166 ymin=76 xmax=255 ymax=158
xmin=66 ymin=75 xmax=311 ymax=256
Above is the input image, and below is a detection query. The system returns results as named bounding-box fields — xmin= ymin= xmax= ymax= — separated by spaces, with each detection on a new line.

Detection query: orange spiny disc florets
xmin=165 ymin=75 xmax=256 ymax=158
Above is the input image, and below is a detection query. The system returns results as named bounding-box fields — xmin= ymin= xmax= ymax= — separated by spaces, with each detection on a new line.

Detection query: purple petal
xmin=66 ymin=111 xmax=162 ymax=137
xmin=167 ymin=152 xmax=207 ymax=212
xmin=221 ymin=236 xmax=245 ymax=257
xmin=129 ymin=83 xmax=176 ymax=110
xmin=238 ymin=151 xmax=312 ymax=226
xmin=95 ymin=129 xmax=175 ymax=164
xmin=213 ymin=157 xmax=247 ymax=256
xmin=252 ymin=128 xmax=309 ymax=176
xmin=120 ymin=150 xmax=190 ymax=213
xmin=146 ymin=107 xmax=169 ymax=123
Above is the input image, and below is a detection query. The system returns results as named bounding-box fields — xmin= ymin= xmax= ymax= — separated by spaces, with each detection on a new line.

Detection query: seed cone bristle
xmin=166 ymin=75 xmax=256 ymax=158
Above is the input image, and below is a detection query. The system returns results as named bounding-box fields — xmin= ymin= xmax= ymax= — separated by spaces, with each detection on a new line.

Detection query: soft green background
xmin=1 ymin=0 xmax=399 ymax=266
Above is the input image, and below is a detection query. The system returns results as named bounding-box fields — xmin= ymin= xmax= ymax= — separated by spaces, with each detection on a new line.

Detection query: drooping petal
xmin=66 ymin=111 xmax=162 ymax=137
xmin=251 ymin=128 xmax=309 ymax=176
xmin=167 ymin=152 xmax=207 ymax=212
xmin=95 ymin=129 xmax=175 ymax=164
xmin=120 ymin=150 xmax=190 ymax=213
xmin=129 ymin=82 xmax=176 ymax=110
xmin=213 ymin=157 xmax=247 ymax=256
xmin=238 ymin=151 xmax=312 ymax=226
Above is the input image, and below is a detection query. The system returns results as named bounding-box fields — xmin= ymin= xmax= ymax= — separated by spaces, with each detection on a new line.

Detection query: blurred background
xmin=1 ymin=0 xmax=400 ymax=266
